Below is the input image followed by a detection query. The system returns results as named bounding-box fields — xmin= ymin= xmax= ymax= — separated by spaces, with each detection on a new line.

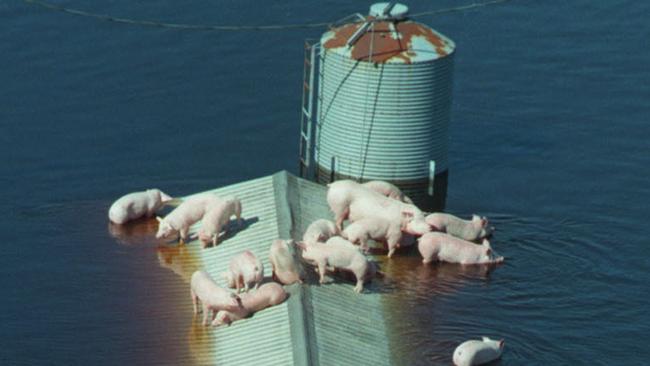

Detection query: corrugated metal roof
xmin=177 ymin=171 xmax=393 ymax=365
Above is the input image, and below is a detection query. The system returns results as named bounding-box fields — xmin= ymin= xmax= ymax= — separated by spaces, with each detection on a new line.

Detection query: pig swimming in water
xmin=190 ymin=270 xmax=242 ymax=326
xmin=269 ymin=239 xmax=303 ymax=285
xmin=361 ymin=180 xmax=413 ymax=204
xmin=299 ymin=237 xmax=377 ymax=293
xmin=453 ymin=337 xmax=505 ymax=366
xmin=108 ymin=189 xmax=173 ymax=224
xmin=418 ymin=232 xmax=504 ymax=265
xmin=224 ymin=250 xmax=264 ymax=293
xmin=425 ymin=213 xmax=494 ymax=242
xmin=155 ymin=193 xmax=222 ymax=243
xmin=191 ymin=196 xmax=242 ymax=248
xmin=212 ymin=282 xmax=288 ymax=327
xmin=302 ymin=219 xmax=338 ymax=246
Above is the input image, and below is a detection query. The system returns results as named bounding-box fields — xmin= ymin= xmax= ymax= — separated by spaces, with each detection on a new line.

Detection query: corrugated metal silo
xmin=304 ymin=2 xmax=455 ymax=210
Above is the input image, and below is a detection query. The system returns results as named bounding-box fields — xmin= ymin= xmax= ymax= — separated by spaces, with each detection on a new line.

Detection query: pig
xmin=299 ymin=237 xmax=377 ymax=293
xmin=425 ymin=213 xmax=494 ymax=242
xmin=302 ymin=219 xmax=339 ymax=246
xmin=362 ymin=180 xmax=413 ymax=204
xmin=190 ymin=270 xmax=242 ymax=326
xmin=191 ymin=196 xmax=242 ymax=248
xmin=212 ymin=282 xmax=287 ymax=327
xmin=453 ymin=337 xmax=505 ymax=366
xmin=269 ymin=239 xmax=303 ymax=285
xmin=108 ymin=189 xmax=173 ymax=224
xmin=224 ymin=250 xmax=264 ymax=293
xmin=418 ymin=232 xmax=504 ymax=265
xmin=327 ymin=180 xmax=431 ymax=238
xmin=342 ymin=217 xmax=403 ymax=257
xmin=155 ymin=193 xmax=223 ymax=243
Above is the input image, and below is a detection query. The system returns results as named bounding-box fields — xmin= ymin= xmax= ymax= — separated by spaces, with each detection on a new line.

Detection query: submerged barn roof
xmin=183 ymin=171 xmax=394 ymax=366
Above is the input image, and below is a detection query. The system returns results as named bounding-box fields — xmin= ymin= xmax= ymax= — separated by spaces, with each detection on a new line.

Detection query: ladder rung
xmin=303 ymin=82 xmax=310 ymax=90
xmin=302 ymin=107 xmax=310 ymax=117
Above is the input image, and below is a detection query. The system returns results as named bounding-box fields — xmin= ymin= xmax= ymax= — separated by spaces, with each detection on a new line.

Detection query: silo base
xmin=314 ymin=167 xmax=448 ymax=213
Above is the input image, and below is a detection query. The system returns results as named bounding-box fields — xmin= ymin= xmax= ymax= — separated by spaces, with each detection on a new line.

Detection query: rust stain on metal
xmin=323 ymin=19 xmax=449 ymax=64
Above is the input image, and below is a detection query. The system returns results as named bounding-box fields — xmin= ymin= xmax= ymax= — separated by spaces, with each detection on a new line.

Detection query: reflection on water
xmin=107 ymin=217 xmax=160 ymax=246
xmin=188 ymin=320 xmax=218 ymax=365
xmin=157 ymin=244 xmax=201 ymax=283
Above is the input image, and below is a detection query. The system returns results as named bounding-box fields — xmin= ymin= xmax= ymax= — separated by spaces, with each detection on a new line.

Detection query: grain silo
xmin=298 ymin=2 xmax=455 ymax=211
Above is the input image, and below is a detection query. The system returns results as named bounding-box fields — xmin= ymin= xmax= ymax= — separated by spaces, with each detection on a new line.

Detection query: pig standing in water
xmin=190 ymin=270 xmax=242 ymax=326
xmin=327 ymin=180 xmax=431 ymax=239
xmin=155 ymin=193 xmax=222 ymax=243
xmin=362 ymin=180 xmax=413 ymax=204
xmin=453 ymin=337 xmax=505 ymax=366
xmin=302 ymin=219 xmax=338 ymax=246
xmin=224 ymin=250 xmax=264 ymax=293
xmin=426 ymin=213 xmax=494 ymax=242
xmin=299 ymin=237 xmax=377 ymax=293
xmin=342 ymin=217 xmax=403 ymax=256
xmin=191 ymin=196 xmax=242 ymax=248
xmin=269 ymin=239 xmax=303 ymax=285
xmin=418 ymin=232 xmax=504 ymax=265
xmin=212 ymin=282 xmax=287 ymax=327
xmin=109 ymin=189 xmax=173 ymax=224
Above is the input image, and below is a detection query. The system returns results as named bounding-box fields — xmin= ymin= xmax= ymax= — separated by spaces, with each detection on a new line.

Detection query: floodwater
xmin=1 ymin=0 xmax=649 ymax=365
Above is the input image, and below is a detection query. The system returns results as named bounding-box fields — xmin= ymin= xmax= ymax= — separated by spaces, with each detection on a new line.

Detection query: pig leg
xmin=202 ymin=303 xmax=210 ymax=326
xmin=179 ymin=227 xmax=189 ymax=244
xmin=317 ymin=259 xmax=328 ymax=284
xmin=191 ymin=290 xmax=199 ymax=315
xmin=334 ymin=207 xmax=349 ymax=232
xmin=354 ymin=279 xmax=364 ymax=293
xmin=359 ymin=236 xmax=370 ymax=253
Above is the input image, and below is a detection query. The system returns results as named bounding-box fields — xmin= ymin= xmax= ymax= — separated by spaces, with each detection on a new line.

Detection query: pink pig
xmin=302 ymin=219 xmax=339 ymax=246
xmin=109 ymin=189 xmax=174 ymax=224
xmin=362 ymin=180 xmax=413 ymax=204
xmin=190 ymin=270 xmax=242 ymax=326
xmin=212 ymin=282 xmax=287 ymax=327
xmin=418 ymin=232 xmax=504 ymax=265
xmin=425 ymin=213 xmax=494 ymax=242
xmin=269 ymin=239 xmax=303 ymax=285
xmin=155 ymin=193 xmax=222 ymax=243
xmin=299 ymin=237 xmax=377 ymax=293
xmin=224 ymin=250 xmax=264 ymax=293
xmin=327 ymin=180 xmax=431 ymax=237
xmin=191 ymin=196 xmax=242 ymax=248
xmin=342 ymin=217 xmax=403 ymax=257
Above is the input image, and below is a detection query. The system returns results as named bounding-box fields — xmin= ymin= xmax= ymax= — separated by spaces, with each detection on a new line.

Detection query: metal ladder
xmin=298 ymin=40 xmax=319 ymax=179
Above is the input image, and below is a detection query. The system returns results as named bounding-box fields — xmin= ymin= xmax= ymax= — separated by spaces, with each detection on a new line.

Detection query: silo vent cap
xmin=369 ymin=2 xmax=409 ymax=20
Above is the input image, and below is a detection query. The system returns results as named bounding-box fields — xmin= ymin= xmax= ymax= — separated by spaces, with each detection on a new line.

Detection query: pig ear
xmin=156 ymin=216 xmax=164 ymax=223
xmin=472 ymin=214 xmax=480 ymax=221
xmin=481 ymin=336 xmax=491 ymax=342
xmin=481 ymin=217 xmax=488 ymax=227
xmin=296 ymin=241 xmax=307 ymax=250
xmin=499 ymin=339 xmax=505 ymax=349
xmin=401 ymin=209 xmax=414 ymax=219
xmin=482 ymin=238 xmax=491 ymax=248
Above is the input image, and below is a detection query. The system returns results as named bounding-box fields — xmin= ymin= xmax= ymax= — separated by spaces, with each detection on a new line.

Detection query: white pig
xmin=299 ymin=237 xmax=377 ymax=293
xmin=426 ymin=213 xmax=494 ymax=242
xmin=269 ymin=239 xmax=303 ymax=285
xmin=108 ymin=189 xmax=173 ymax=224
xmin=362 ymin=180 xmax=413 ymax=204
xmin=155 ymin=193 xmax=222 ymax=243
xmin=224 ymin=250 xmax=264 ymax=293
xmin=191 ymin=196 xmax=242 ymax=248
xmin=342 ymin=217 xmax=403 ymax=257
xmin=453 ymin=337 xmax=505 ymax=366
xmin=418 ymin=232 xmax=504 ymax=265
xmin=190 ymin=270 xmax=242 ymax=326
xmin=302 ymin=219 xmax=338 ymax=246
xmin=212 ymin=282 xmax=287 ymax=327
xmin=327 ymin=180 xmax=431 ymax=237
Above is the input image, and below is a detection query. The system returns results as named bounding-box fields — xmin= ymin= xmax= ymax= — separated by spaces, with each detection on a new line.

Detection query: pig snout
xmin=405 ymin=219 xmax=432 ymax=236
